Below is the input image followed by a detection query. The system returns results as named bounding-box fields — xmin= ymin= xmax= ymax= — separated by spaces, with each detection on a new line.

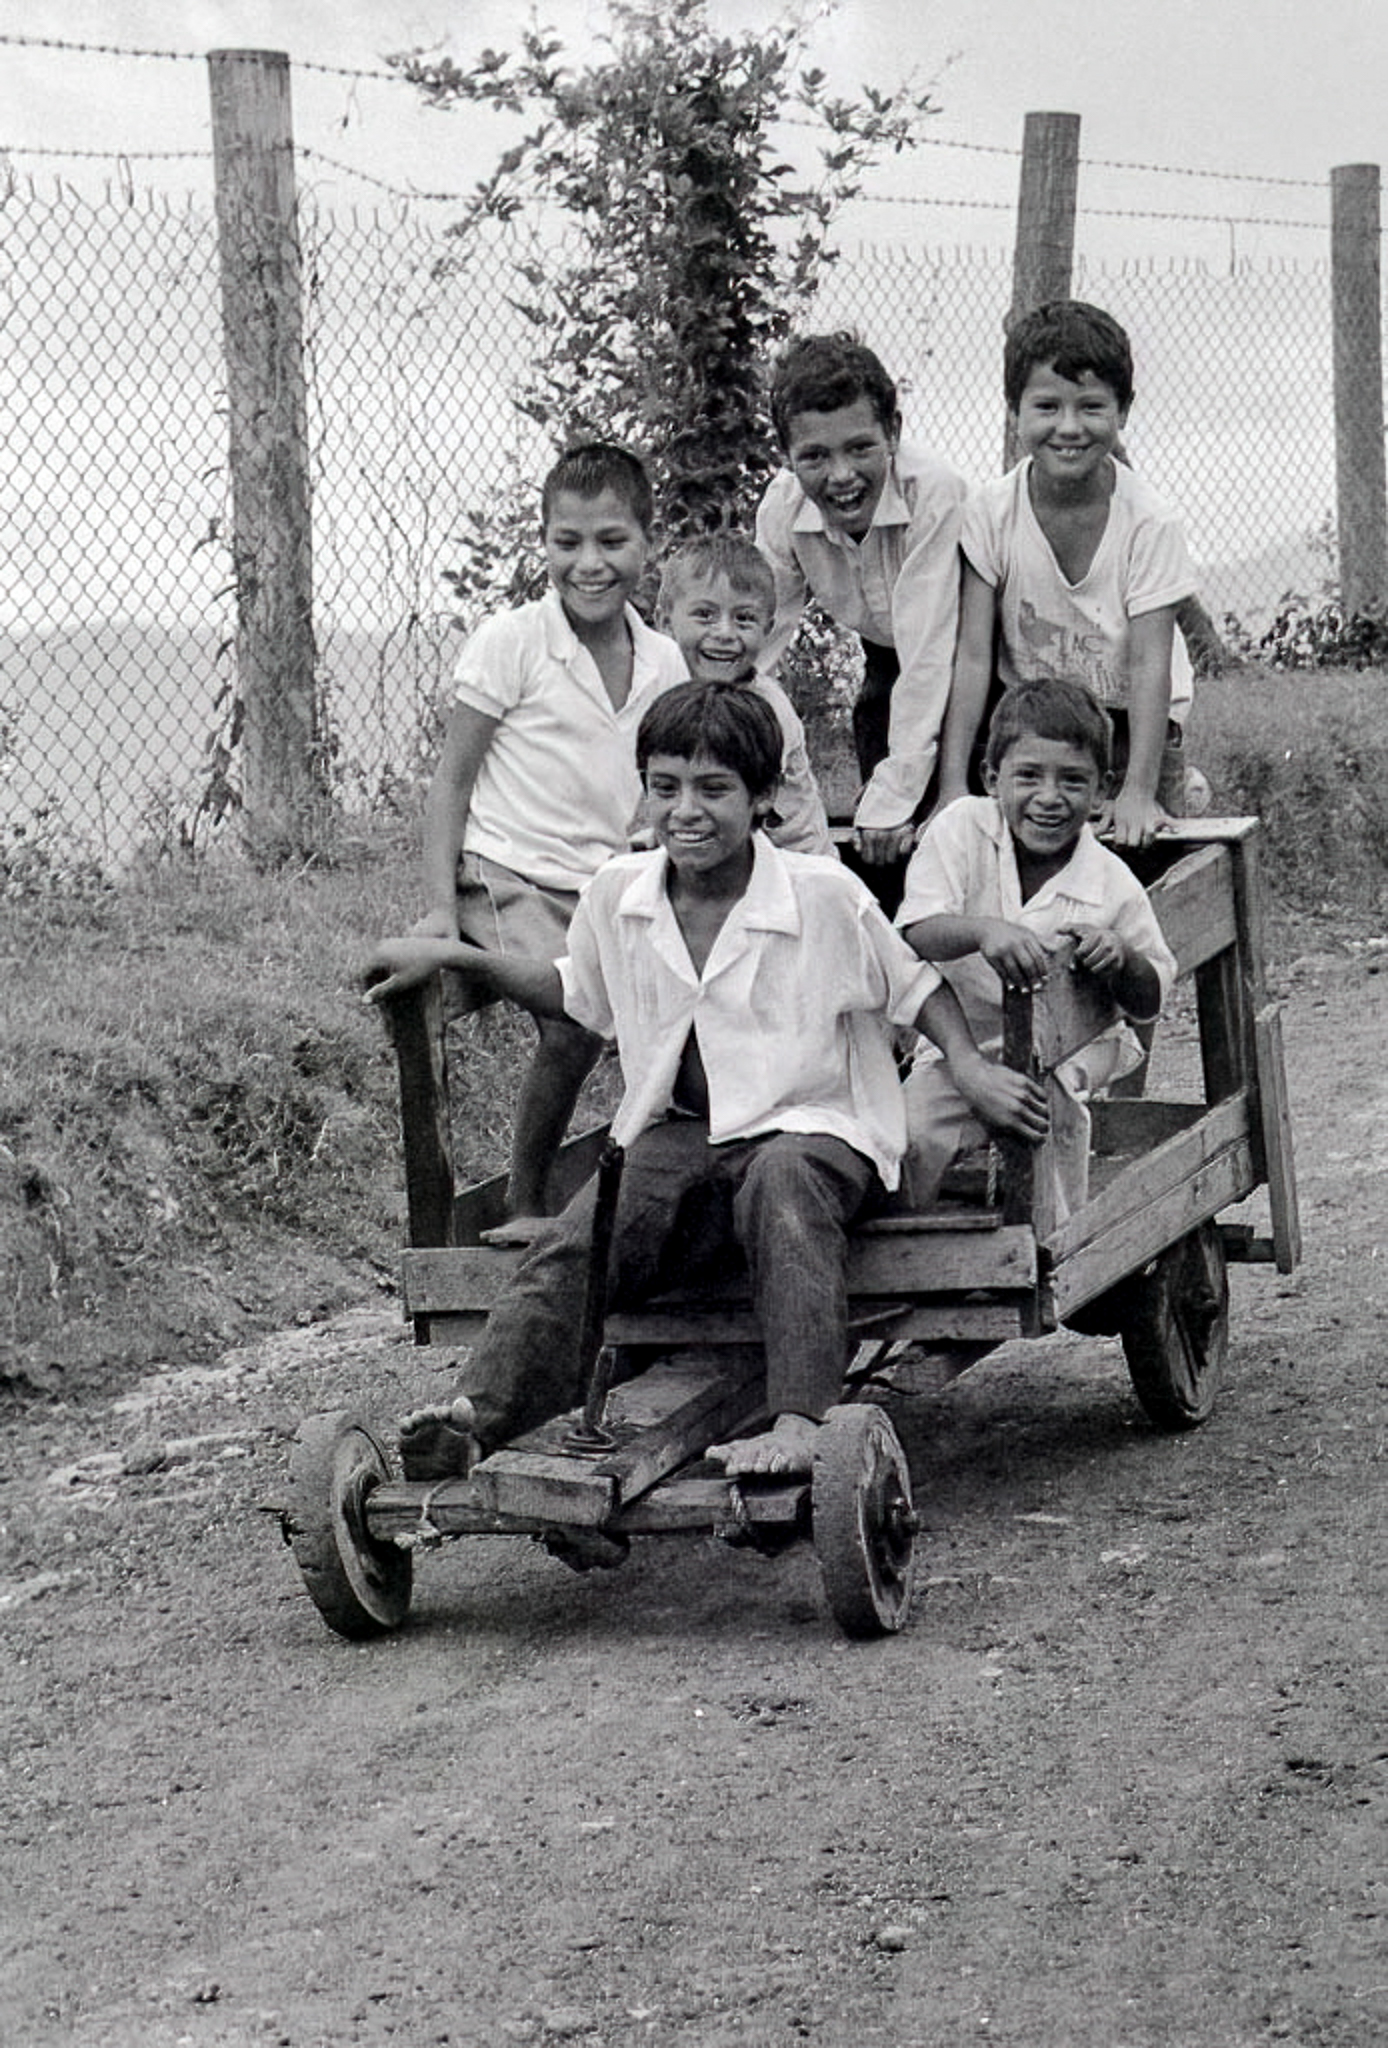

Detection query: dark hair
xmin=768 ymin=331 xmax=899 ymax=448
xmin=541 ymin=441 xmax=655 ymax=532
xmin=657 ymin=534 xmax=776 ymax=622
xmin=1003 ymin=300 xmax=1134 ymax=413
xmin=636 ymin=681 xmax=783 ymax=799
xmin=985 ymin=680 xmax=1113 ymax=777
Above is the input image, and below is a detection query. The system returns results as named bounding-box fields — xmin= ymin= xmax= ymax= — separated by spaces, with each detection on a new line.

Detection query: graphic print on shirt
xmin=1015 ymin=600 xmax=1115 ymax=701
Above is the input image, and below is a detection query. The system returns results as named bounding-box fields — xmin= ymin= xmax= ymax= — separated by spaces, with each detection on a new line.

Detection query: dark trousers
xmin=460 ymin=1119 xmax=881 ymax=1448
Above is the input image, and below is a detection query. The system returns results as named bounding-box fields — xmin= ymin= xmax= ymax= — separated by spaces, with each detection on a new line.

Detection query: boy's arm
xmin=912 ymin=980 xmax=1049 ymax=1144
xmin=901 ymin=912 xmax=1052 ymax=994
xmin=1064 ymin=927 xmax=1163 ymax=1021
xmin=752 ymin=483 xmax=810 ymax=678
xmin=934 ymin=561 xmax=997 ymax=811
xmin=1108 ymin=605 xmax=1177 ymax=848
xmin=418 ymin=701 xmax=502 ymax=936
xmin=363 ymin=933 xmax=565 ymax=1016
xmin=854 ymin=477 xmax=966 ymax=853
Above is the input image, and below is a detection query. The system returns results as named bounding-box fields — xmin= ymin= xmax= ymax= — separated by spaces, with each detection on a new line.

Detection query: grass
xmin=2 ymin=661 xmax=1384 ymax=1402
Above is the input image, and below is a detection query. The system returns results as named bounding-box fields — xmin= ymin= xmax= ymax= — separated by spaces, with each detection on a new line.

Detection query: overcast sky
xmin=2 ymin=0 xmax=1385 ymax=265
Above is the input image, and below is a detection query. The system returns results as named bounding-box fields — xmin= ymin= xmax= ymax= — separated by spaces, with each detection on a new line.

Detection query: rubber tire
xmin=287 ymin=1411 xmax=413 ymax=1638
xmin=1119 ymin=1222 xmax=1229 ymax=1431
xmin=812 ymin=1404 xmax=917 ymax=1639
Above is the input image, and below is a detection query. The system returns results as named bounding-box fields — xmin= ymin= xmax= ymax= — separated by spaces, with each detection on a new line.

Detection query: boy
xmin=656 ymin=533 xmax=834 ymax=857
xmin=935 ymin=300 xmax=1198 ymax=848
xmin=899 ymin=681 xmax=1177 ymax=1222
xmin=754 ymin=331 xmax=967 ymax=873
xmin=366 ymin=683 xmax=1045 ymax=1482
xmin=410 ymin=442 xmax=686 ymax=1238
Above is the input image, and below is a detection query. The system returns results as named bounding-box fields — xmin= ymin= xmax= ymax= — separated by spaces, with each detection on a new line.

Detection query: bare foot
xmin=706 ymin=1412 xmax=821 ymax=1478
xmin=398 ymin=1395 xmax=481 ymax=1481
xmin=479 ymin=1215 xmax=547 ymax=1248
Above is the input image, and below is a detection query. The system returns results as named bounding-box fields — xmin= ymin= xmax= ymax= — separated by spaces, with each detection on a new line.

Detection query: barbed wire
xmin=296 ymin=147 xmax=468 ymax=202
xmin=862 ymin=192 xmax=1325 ymax=231
xmin=0 ymin=31 xmax=399 ymax=80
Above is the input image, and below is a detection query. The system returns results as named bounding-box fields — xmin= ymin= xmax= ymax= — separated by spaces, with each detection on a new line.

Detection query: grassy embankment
xmin=2 ymin=666 xmax=1385 ymax=1402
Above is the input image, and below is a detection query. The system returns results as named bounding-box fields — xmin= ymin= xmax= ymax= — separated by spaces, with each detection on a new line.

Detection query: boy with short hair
xmin=899 ymin=680 xmax=1177 ymax=1221
xmin=367 ymin=682 xmax=1045 ymax=1482
xmin=754 ymin=331 xmax=967 ymax=872
xmin=412 ymin=441 xmax=686 ymax=1236
xmin=935 ymin=300 xmax=1198 ymax=848
xmin=656 ymin=533 xmax=834 ymax=856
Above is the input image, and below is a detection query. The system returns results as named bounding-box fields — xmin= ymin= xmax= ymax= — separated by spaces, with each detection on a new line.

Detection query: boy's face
xmin=643 ymin=750 xmax=766 ymax=882
xmin=660 ymin=571 xmax=773 ymax=685
xmin=783 ymin=396 xmax=900 ymax=538
xmin=987 ymin=733 xmax=1103 ymax=867
xmin=542 ymin=485 xmax=649 ymax=629
xmin=1012 ymin=361 xmax=1128 ymax=490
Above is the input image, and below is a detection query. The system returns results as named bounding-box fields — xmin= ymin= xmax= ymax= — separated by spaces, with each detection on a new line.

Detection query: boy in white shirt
xmin=935 ymin=301 xmax=1197 ymax=848
xmin=899 ymin=681 xmax=1177 ymax=1222
xmin=656 ymin=534 xmax=834 ymax=857
xmin=410 ymin=442 xmax=686 ymax=1236
xmin=367 ymin=683 xmax=1045 ymax=1483
xmin=754 ymin=332 xmax=967 ymax=881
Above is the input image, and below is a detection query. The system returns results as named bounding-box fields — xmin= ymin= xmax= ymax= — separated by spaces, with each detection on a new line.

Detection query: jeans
xmin=459 ymin=1119 xmax=881 ymax=1448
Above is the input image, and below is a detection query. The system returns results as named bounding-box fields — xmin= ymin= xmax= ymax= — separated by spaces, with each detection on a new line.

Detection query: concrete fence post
xmin=1331 ymin=163 xmax=1387 ymax=615
xmin=208 ymin=48 xmax=321 ymax=865
xmin=1004 ymin=111 xmax=1081 ymax=468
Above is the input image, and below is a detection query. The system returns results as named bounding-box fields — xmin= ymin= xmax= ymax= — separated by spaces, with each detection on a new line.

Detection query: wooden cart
xmin=285 ymin=820 xmax=1300 ymax=1641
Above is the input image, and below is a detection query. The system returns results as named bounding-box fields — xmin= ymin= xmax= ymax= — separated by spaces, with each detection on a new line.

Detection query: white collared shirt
xmin=897 ymin=796 xmax=1177 ymax=1062
xmin=452 ymin=588 xmax=688 ymax=892
xmin=754 ymin=441 xmax=968 ymax=827
xmin=557 ymin=836 xmax=941 ymax=1188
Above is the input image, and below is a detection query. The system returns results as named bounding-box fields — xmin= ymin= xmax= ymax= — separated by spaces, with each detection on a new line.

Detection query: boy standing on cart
xmin=366 ymin=683 xmax=1046 ymax=1480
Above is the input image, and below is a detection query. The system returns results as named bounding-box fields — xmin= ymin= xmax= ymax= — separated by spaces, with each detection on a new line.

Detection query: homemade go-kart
xmin=284 ymin=820 xmax=1300 ymax=1641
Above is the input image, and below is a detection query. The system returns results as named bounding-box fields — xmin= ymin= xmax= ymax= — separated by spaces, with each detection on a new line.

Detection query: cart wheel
xmin=286 ymin=1411 xmax=412 ymax=1638
xmin=1119 ymin=1222 xmax=1229 ymax=1431
xmin=812 ymin=1404 xmax=918 ymax=1639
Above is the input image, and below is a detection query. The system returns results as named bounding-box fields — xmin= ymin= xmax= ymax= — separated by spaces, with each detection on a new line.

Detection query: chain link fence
xmin=0 ymin=167 xmax=1357 ymax=875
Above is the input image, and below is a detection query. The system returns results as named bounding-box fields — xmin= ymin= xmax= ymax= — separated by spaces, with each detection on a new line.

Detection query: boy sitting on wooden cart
xmin=898 ymin=679 xmax=1178 ymax=1228
xmin=364 ymin=682 xmax=1047 ymax=1481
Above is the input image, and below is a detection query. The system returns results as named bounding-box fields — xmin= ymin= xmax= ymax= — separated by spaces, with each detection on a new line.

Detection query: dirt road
xmin=3 ymin=948 xmax=1386 ymax=2048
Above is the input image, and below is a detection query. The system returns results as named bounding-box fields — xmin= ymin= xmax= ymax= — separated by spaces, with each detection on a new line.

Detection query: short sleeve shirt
xmin=452 ymin=588 xmax=688 ymax=892
xmin=896 ymin=796 xmax=1178 ymax=1060
xmin=557 ymin=837 xmax=941 ymax=1189
xmin=962 ymin=460 xmax=1196 ymax=722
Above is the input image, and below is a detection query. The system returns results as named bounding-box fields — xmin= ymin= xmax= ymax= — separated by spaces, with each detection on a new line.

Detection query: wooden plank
xmin=1090 ymin=1099 xmax=1205 ymax=1156
xmin=1145 ymin=844 xmax=1239 ymax=977
xmin=464 ymin=1450 xmax=618 ymax=1527
xmin=1044 ymin=1092 xmax=1254 ymax=1265
xmin=409 ymin=1311 xmax=488 ymax=1349
xmin=616 ymin=1477 xmax=806 ymax=1533
xmin=403 ymin=1225 xmax=1038 ymax=1318
xmin=1254 ymin=1002 xmax=1302 ymax=1272
xmin=465 ymin=1350 xmax=767 ymax=1520
xmin=388 ymin=977 xmax=457 ymax=1250
xmin=1049 ymin=1132 xmax=1256 ymax=1320
xmin=603 ymin=1297 xmax=1030 ymax=1347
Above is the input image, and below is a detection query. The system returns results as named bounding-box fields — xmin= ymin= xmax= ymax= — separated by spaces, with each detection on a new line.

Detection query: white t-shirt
xmin=452 ymin=588 xmax=687 ymax=893
xmin=558 ymin=836 xmax=940 ymax=1189
xmin=962 ymin=459 xmax=1196 ymax=723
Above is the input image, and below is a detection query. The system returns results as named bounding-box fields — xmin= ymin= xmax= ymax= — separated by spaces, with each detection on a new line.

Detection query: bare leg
xmin=504 ymin=1015 xmax=603 ymax=1225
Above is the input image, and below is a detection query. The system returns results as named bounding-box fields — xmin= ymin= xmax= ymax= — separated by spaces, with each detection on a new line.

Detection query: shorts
xmin=455 ymin=851 xmax=579 ymax=963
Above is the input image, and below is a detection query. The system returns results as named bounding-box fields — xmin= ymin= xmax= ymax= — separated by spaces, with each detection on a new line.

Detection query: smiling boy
xmin=935 ymin=301 xmax=1198 ymax=847
xmin=408 ymin=442 xmax=685 ymax=1235
xmin=367 ymin=682 xmax=1043 ymax=1484
xmin=656 ymin=534 xmax=833 ymax=856
xmin=754 ymin=332 xmax=967 ymax=874
xmin=899 ymin=680 xmax=1176 ymax=1219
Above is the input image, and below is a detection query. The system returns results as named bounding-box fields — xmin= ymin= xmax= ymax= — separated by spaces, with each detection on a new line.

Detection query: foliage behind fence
xmin=0 ymin=172 xmax=1351 ymax=874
